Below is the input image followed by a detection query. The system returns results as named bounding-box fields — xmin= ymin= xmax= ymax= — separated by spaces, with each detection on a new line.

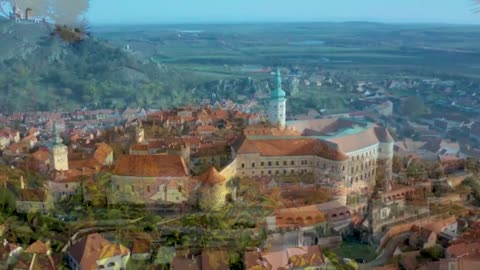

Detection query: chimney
xmin=20 ymin=176 xmax=25 ymax=189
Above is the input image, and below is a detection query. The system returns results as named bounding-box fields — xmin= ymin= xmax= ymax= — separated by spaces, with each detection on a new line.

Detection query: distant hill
xmin=0 ymin=20 xmax=208 ymax=113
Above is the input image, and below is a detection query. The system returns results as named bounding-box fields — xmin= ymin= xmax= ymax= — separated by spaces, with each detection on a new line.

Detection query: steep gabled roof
xmin=68 ymin=233 xmax=129 ymax=270
xmin=199 ymin=166 xmax=227 ymax=185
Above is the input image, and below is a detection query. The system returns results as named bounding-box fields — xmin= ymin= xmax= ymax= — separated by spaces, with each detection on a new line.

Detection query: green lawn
xmin=334 ymin=241 xmax=378 ymax=262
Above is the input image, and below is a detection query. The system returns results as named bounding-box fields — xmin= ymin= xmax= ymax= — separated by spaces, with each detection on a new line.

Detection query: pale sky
xmin=87 ymin=0 xmax=480 ymax=25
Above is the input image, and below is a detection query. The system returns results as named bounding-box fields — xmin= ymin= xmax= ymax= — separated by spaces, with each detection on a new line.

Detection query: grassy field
xmin=334 ymin=240 xmax=378 ymax=262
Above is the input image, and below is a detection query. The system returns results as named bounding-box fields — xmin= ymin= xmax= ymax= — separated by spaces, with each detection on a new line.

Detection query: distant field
xmin=94 ymin=22 xmax=480 ymax=80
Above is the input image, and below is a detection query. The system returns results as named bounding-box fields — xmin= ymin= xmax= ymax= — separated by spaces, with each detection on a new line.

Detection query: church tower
xmin=268 ymin=69 xmax=287 ymax=128
xmin=50 ymin=123 xmax=69 ymax=171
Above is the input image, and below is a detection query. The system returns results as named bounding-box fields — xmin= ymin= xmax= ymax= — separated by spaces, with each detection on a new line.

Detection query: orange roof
xmin=19 ymin=189 xmax=47 ymax=202
xmin=113 ymin=155 xmax=189 ymax=177
xmin=424 ymin=216 xmax=457 ymax=234
xmin=130 ymin=144 xmax=149 ymax=151
xmin=328 ymin=126 xmax=390 ymax=153
xmin=99 ymin=243 xmax=130 ymax=259
xmin=92 ymin=143 xmax=113 ymax=165
xmin=25 ymin=240 xmax=49 ymax=254
xmin=213 ymin=110 xmax=229 ymax=119
xmin=237 ymin=138 xmax=348 ymax=161
xmin=69 ymin=233 xmax=128 ymax=270
xmin=448 ymin=222 xmax=480 ymax=258
xmin=197 ymin=125 xmax=217 ymax=132
xmin=198 ymin=166 xmax=227 ymax=185
xmin=132 ymin=239 xmax=150 ymax=255
xmin=32 ymin=148 xmax=50 ymax=162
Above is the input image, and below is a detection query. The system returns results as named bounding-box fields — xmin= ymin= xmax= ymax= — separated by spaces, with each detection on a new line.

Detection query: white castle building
xmin=229 ymin=71 xmax=394 ymax=205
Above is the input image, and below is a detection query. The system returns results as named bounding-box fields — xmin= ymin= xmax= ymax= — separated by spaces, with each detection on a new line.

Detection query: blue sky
xmin=88 ymin=0 xmax=480 ymax=25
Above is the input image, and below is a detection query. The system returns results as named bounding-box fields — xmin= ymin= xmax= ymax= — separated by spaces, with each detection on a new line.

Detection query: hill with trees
xmin=0 ymin=20 xmax=213 ymax=113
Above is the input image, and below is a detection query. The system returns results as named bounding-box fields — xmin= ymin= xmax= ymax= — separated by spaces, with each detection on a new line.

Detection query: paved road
xmin=359 ymin=232 xmax=411 ymax=270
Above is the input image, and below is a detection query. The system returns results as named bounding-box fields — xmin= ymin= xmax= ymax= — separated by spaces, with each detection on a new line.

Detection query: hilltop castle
xmin=10 ymin=3 xmax=40 ymax=23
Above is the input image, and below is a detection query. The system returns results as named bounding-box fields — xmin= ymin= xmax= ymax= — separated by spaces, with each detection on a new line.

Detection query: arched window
xmin=296 ymin=217 xmax=304 ymax=226
xmin=286 ymin=218 xmax=294 ymax=225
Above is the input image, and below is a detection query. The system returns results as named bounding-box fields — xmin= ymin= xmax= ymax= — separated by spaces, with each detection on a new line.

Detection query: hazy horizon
xmin=88 ymin=0 xmax=480 ymax=25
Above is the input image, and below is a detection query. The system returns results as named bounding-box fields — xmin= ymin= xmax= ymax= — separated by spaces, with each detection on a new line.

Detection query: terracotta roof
xmin=130 ymin=144 xmax=149 ymax=151
xmin=92 ymin=143 xmax=113 ymax=165
xmin=424 ymin=216 xmax=457 ymax=234
xmin=113 ymin=155 xmax=189 ymax=177
xmin=19 ymin=189 xmax=47 ymax=202
xmin=197 ymin=125 xmax=217 ymax=132
xmin=24 ymin=240 xmax=49 ymax=254
xmin=32 ymin=148 xmax=50 ymax=162
xmin=99 ymin=243 xmax=130 ymax=259
xmin=199 ymin=166 xmax=227 ymax=185
xmin=201 ymin=250 xmax=229 ymax=270
xmin=69 ymin=233 xmax=129 ymax=270
xmin=132 ymin=239 xmax=150 ymax=255
xmin=172 ymin=253 xmax=201 ymax=270
xmin=289 ymin=118 xmax=356 ymax=134
xmin=327 ymin=127 xmax=386 ymax=154
xmin=374 ymin=126 xmax=394 ymax=143
xmin=237 ymin=138 xmax=348 ymax=161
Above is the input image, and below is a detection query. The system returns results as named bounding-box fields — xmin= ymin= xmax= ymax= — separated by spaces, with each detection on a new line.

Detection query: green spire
xmin=275 ymin=68 xmax=282 ymax=89
xmin=53 ymin=122 xmax=63 ymax=145
xmin=270 ymin=68 xmax=286 ymax=100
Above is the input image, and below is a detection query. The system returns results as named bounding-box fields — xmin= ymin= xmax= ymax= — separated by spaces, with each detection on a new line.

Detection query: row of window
xmin=348 ymin=170 xmax=375 ymax=185
xmin=241 ymin=160 xmax=342 ymax=171
xmin=115 ymin=185 xmax=168 ymax=193
xmin=351 ymin=149 xmax=378 ymax=161
xmin=241 ymin=168 xmax=309 ymax=176
xmin=350 ymin=160 xmax=376 ymax=174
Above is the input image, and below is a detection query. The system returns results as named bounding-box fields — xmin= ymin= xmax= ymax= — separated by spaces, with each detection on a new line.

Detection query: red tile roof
xmin=19 ymin=189 xmax=47 ymax=202
xmin=113 ymin=155 xmax=189 ymax=177
xmin=237 ymin=138 xmax=348 ymax=161
xmin=92 ymin=143 xmax=113 ymax=165
xmin=69 ymin=233 xmax=129 ymax=270
xmin=24 ymin=240 xmax=49 ymax=254
xmin=198 ymin=166 xmax=227 ymax=185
